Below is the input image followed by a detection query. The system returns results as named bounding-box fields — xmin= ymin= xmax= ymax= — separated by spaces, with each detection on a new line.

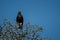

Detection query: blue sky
xmin=0 ymin=0 xmax=60 ymax=40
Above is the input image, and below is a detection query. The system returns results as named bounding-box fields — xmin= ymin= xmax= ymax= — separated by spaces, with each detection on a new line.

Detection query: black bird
xmin=16 ymin=11 xmax=24 ymax=29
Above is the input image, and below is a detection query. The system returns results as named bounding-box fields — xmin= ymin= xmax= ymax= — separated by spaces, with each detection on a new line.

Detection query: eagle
xmin=16 ymin=11 xmax=24 ymax=29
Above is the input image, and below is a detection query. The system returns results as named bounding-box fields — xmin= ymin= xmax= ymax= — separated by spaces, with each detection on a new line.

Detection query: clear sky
xmin=0 ymin=0 xmax=60 ymax=40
